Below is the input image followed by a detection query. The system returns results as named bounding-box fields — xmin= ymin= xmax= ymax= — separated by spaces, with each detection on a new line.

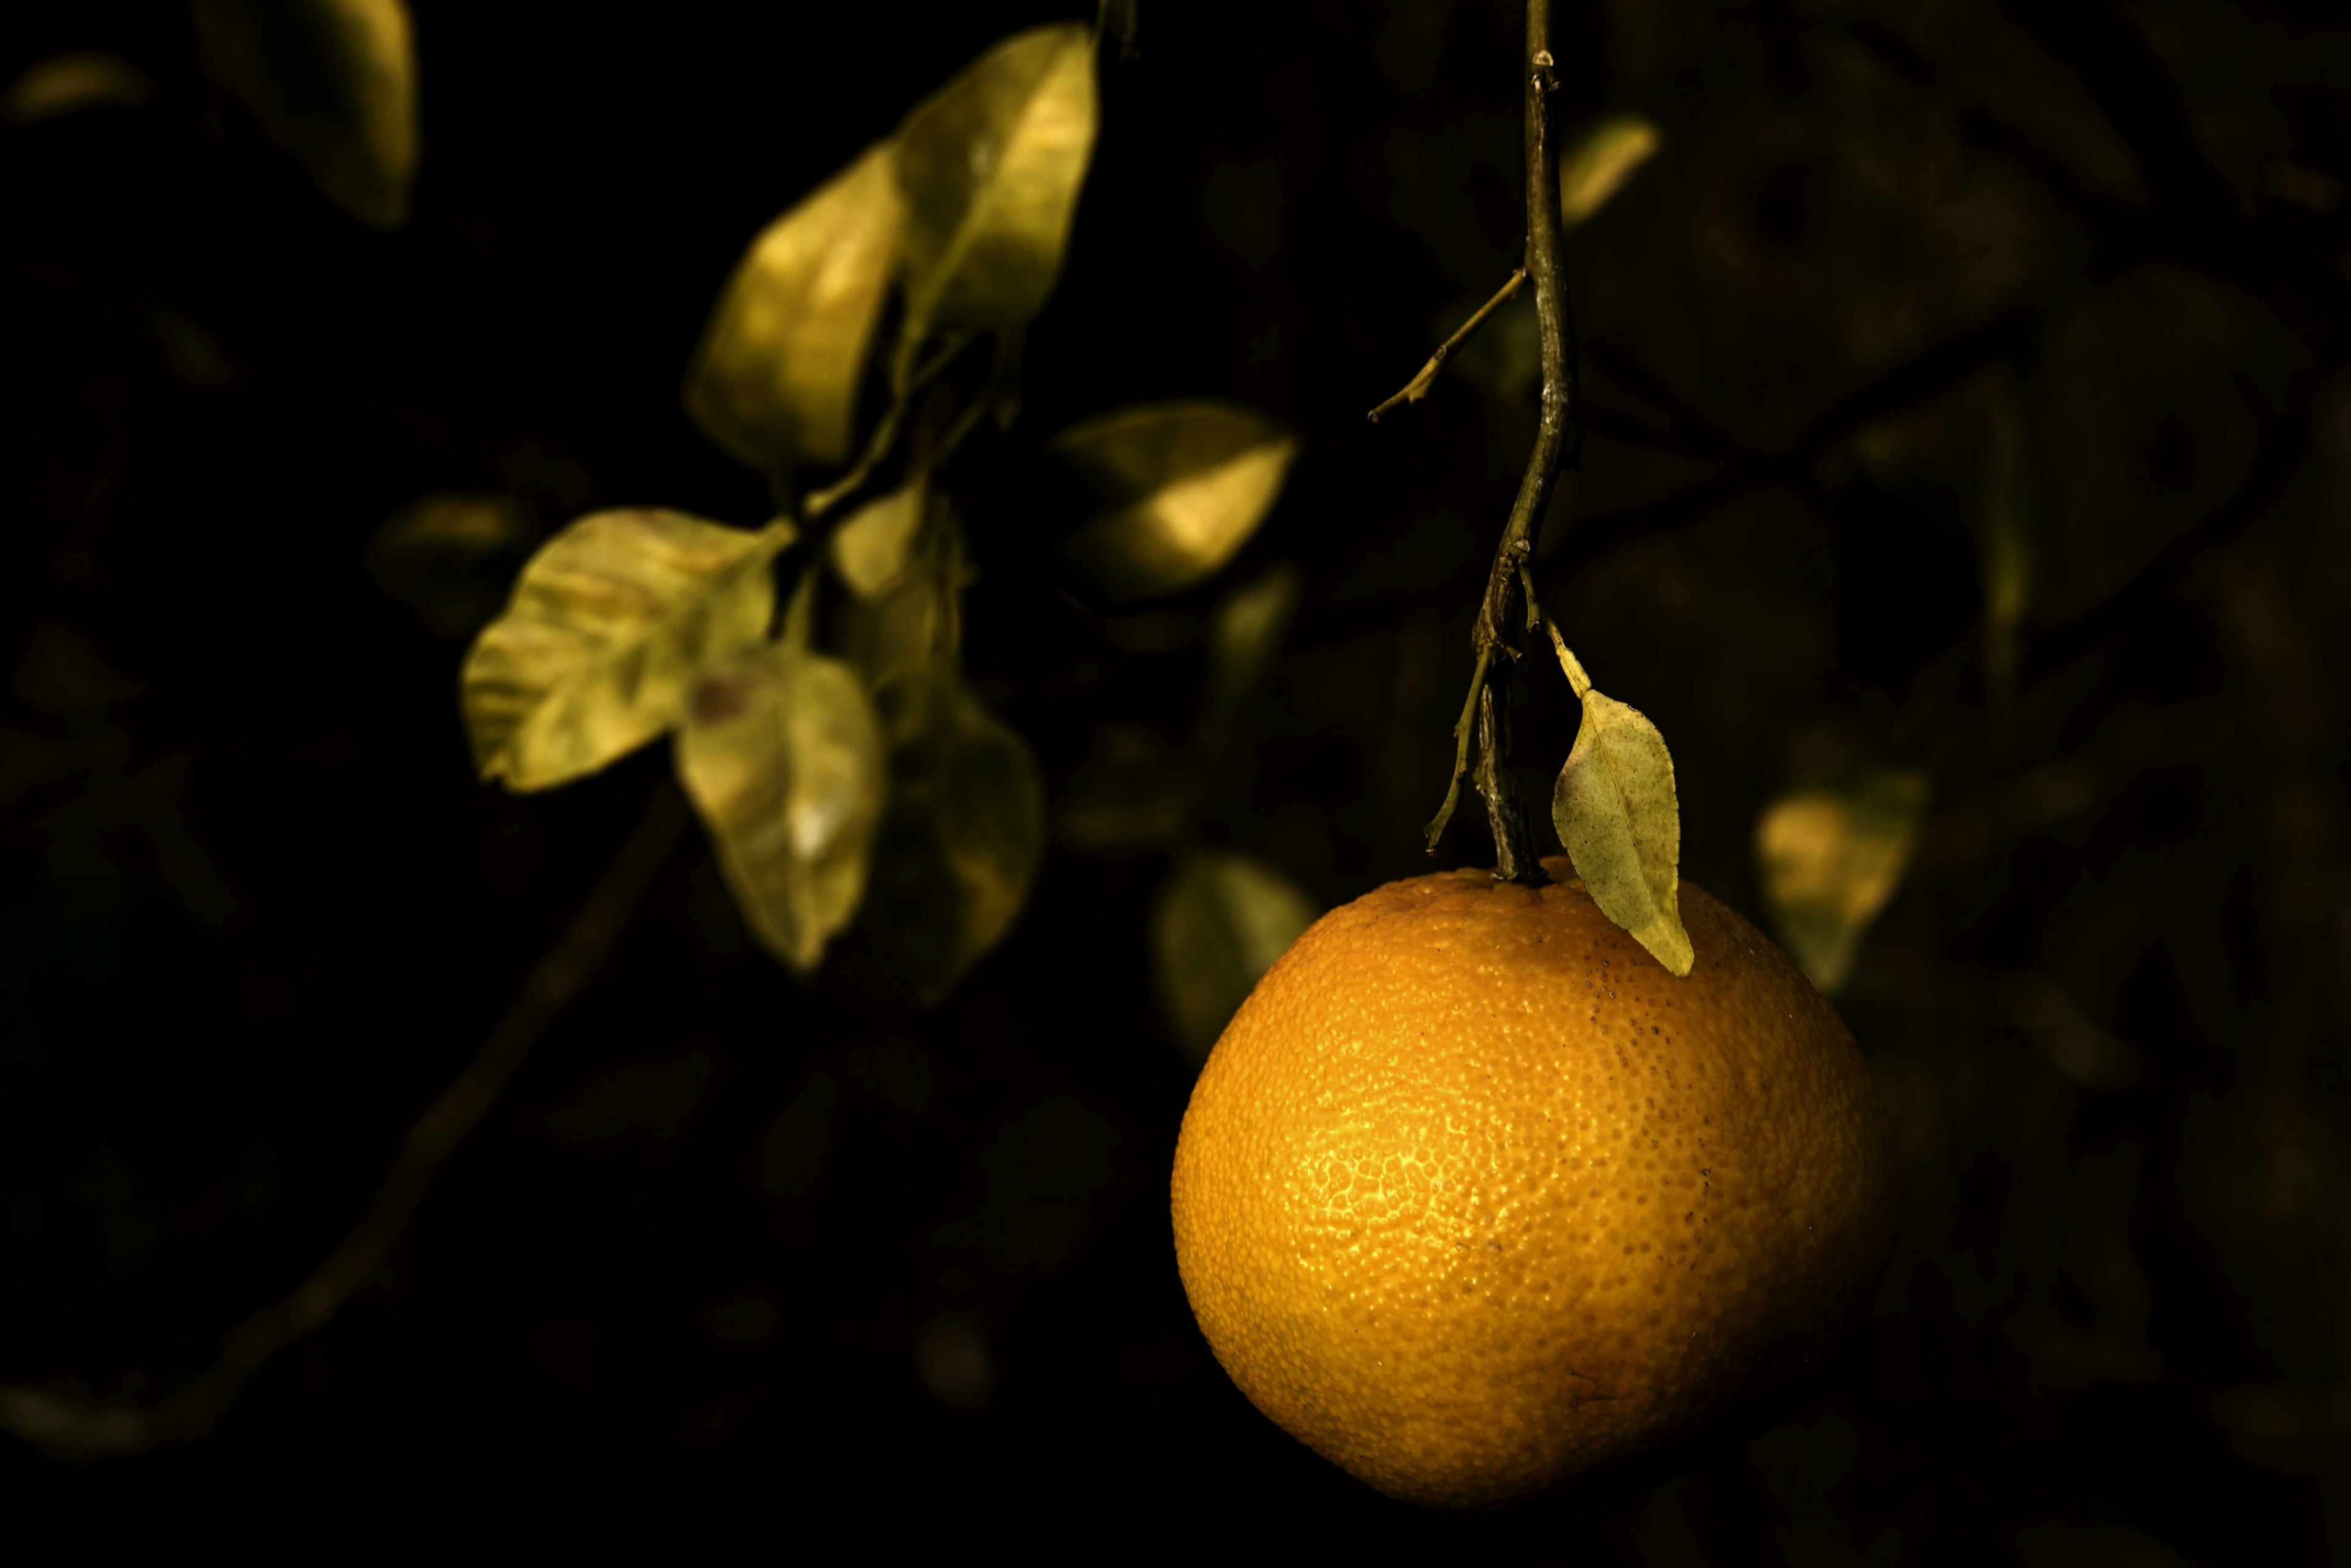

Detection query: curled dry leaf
xmin=1548 ymin=633 xmax=1693 ymax=977
xmin=676 ymin=645 xmax=884 ymax=973
xmin=1755 ymin=771 xmax=1929 ymax=995
xmin=830 ymin=479 xmax=928 ymax=599
xmin=896 ymin=23 xmax=1098 ymax=345
xmin=686 ymin=140 xmax=904 ymax=473
xmin=460 ymin=510 xmax=791 ymax=792
xmin=861 ymin=666 xmax=1046 ymax=1003
xmin=193 ymin=0 xmax=416 ymax=230
xmin=1152 ymin=851 xmax=1320 ymax=1062
xmin=1052 ymin=402 xmax=1297 ymax=602
xmin=1559 ymin=114 xmax=1659 ymax=227
xmin=3 ymin=54 xmax=152 ymax=125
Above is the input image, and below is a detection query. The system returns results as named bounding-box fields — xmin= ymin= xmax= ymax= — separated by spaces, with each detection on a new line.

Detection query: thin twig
xmin=1367 ymin=268 xmax=1528 ymax=423
xmin=1422 ymin=0 xmax=1581 ymax=880
xmin=0 ymin=786 xmax=691 ymax=1459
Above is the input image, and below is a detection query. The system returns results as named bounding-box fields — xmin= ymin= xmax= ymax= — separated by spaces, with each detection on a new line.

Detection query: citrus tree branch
xmin=1421 ymin=0 xmax=1581 ymax=881
xmin=0 ymin=784 xmax=691 ymax=1459
xmin=1367 ymin=268 xmax=1527 ymax=423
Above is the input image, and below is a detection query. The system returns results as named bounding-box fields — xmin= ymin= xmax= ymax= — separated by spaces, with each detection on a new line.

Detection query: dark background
xmin=6 ymin=0 xmax=2351 ymax=1558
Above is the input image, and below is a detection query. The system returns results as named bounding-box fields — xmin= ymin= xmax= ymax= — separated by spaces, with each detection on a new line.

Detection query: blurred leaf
xmin=1982 ymin=372 xmax=2034 ymax=734
xmin=367 ymin=492 xmax=542 ymax=639
xmin=686 ymin=140 xmax=904 ymax=474
xmin=1057 ymin=723 xmax=1191 ymax=853
xmin=677 ymin=644 xmax=883 ymax=973
xmin=460 ymin=510 xmax=790 ymax=792
xmin=830 ymin=479 xmax=928 ymax=599
xmin=843 ymin=506 xmax=965 ymax=692
xmin=1051 ymin=401 xmax=1297 ymax=602
xmin=3 ymin=54 xmax=151 ymax=126
xmin=193 ymin=0 xmax=417 ymax=230
xmin=1548 ymin=631 xmax=1693 ymax=977
xmin=13 ymin=618 xmax=143 ymax=716
xmin=896 ymin=24 xmax=1098 ymax=347
xmin=1559 ymin=114 xmax=1659 ymax=227
xmin=1202 ymin=561 xmax=1299 ymax=744
xmin=1755 ymin=771 xmax=1929 ymax=995
xmin=861 ymin=666 xmax=1045 ymax=1002
xmin=1152 ymin=850 xmax=1319 ymax=1062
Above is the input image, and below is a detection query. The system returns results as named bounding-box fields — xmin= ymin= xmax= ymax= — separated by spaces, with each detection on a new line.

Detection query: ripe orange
xmin=1171 ymin=859 xmax=1896 ymax=1507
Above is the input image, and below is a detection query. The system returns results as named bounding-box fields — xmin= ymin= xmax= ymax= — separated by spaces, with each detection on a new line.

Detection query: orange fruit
xmin=1170 ymin=859 xmax=1896 ymax=1507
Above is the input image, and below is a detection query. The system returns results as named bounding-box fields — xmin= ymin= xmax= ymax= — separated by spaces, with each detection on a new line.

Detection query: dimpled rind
xmin=1169 ymin=859 xmax=1897 ymax=1507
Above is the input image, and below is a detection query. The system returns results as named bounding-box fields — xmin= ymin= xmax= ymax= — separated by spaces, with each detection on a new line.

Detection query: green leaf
xmin=1151 ymin=850 xmax=1319 ymax=1062
xmin=1548 ymin=634 xmax=1693 ymax=977
xmin=1051 ymin=401 xmax=1297 ymax=602
xmin=1755 ymin=771 xmax=1929 ymax=994
xmin=895 ymin=23 xmax=1098 ymax=346
xmin=685 ymin=140 xmax=905 ymax=473
xmin=861 ymin=666 xmax=1046 ymax=1002
xmin=676 ymin=644 xmax=884 ymax=973
xmin=460 ymin=510 xmax=790 ymax=792
xmin=830 ymin=479 xmax=928 ymax=599
xmin=193 ymin=0 xmax=416 ymax=229
xmin=1559 ymin=114 xmax=1659 ymax=227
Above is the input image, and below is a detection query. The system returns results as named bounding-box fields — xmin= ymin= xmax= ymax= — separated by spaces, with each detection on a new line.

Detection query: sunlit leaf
xmin=686 ymin=140 xmax=904 ymax=473
xmin=460 ymin=510 xmax=790 ymax=792
xmin=1559 ymin=114 xmax=1659 ymax=227
xmin=1202 ymin=561 xmax=1299 ymax=743
xmin=896 ymin=23 xmax=1098 ymax=346
xmin=677 ymin=644 xmax=883 ymax=973
xmin=830 ymin=479 xmax=927 ymax=599
xmin=1547 ymin=631 xmax=1693 ymax=976
xmin=1755 ymin=771 xmax=1929 ymax=995
xmin=1057 ymin=723 xmax=1191 ymax=853
xmin=3 ymin=54 xmax=151 ymax=125
xmin=861 ymin=666 xmax=1045 ymax=1002
xmin=193 ymin=0 xmax=417 ymax=229
xmin=1052 ymin=402 xmax=1297 ymax=602
xmin=1153 ymin=851 xmax=1320 ymax=1062
xmin=368 ymin=492 xmax=542 ymax=639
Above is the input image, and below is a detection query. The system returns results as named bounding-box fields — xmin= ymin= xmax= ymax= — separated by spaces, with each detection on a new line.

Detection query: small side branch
xmin=1368 ymin=268 xmax=1528 ymax=423
xmin=0 ymin=786 xmax=690 ymax=1459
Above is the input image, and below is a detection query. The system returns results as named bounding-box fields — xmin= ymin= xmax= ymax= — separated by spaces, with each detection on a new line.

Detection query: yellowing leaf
xmin=896 ymin=24 xmax=1098 ymax=343
xmin=861 ymin=667 xmax=1046 ymax=1002
xmin=830 ymin=479 xmax=927 ymax=599
xmin=676 ymin=645 xmax=884 ymax=973
xmin=193 ymin=0 xmax=416 ymax=230
xmin=1548 ymin=632 xmax=1692 ymax=976
xmin=1559 ymin=114 xmax=1659 ymax=227
xmin=1755 ymin=771 xmax=1928 ymax=994
xmin=1152 ymin=851 xmax=1320 ymax=1062
xmin=1052 ymin=402 xmax=1297 ymax=602
xmin=3 ymin=54 xmax=151 ymax=125
xmin=460 ymin=511 xmax=790 ymax=792
xmin=686 ymin=141 xmax=905 ymax=473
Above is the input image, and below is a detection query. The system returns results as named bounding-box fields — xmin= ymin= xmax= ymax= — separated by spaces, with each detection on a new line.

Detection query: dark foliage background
xmin=6 ymin=0 xmax=2351 ymax=1558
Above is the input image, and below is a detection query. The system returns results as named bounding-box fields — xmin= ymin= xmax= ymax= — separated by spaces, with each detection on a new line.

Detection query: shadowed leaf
xmin=1052 ymin=402 xmax=1297 ymax=602
xmin=1152 ymin=851 xmax=1319 ymax=1062
xmin=367 ymin=492 xmax=542 ymax=640
xmin=1559 ymin=114 xmax=1659 ymax=227
xmin=1057 ymin=723 xmax=1191 ymax=853
xmin=193 ymin=0 xmax=416 ymax=229
xmin=686 ymin=140 xmax=904 ymax=473
xmin=677 ymin=645 xmax=883 ymax=973
xmin=1755 ymin=771 xmax=1929 ymax=994
xmin=3 ymin=54 xmax=152 ymax=124
xmin=843 ymin=505 xmax=964 ymax=692
xmin=896 ymin=24 xmax=1097 ymax=347
xmin=1548 ymin=633 xmax=1693 ymax=976
xmin=1202 ymin=561 xmax=1299 ymax=745
xmin=460 ymin=510 xmax=790 ymax=791
xmin=831 ymin=479 xmax=928 ymax=599
xmin=1982 ymin=373 xmax=2034 ymax=734
xmin=861 ymin=667 xmax=1045 ymax=1002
